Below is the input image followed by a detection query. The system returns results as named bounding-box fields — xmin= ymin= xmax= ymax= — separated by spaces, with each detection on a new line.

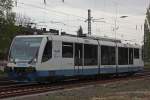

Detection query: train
xmin=5 ymin=33 xmax=144 ymax=82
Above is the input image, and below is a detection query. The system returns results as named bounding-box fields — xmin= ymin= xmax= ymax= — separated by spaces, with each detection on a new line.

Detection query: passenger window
xmin=101 ymin=46 xmax=115 ymax=65
xmin=84 ymin=44 xmax=98 ymax=66
xmin=134 ymin=48 xmax=139 ymax=59
xmin=42 ymin=41 xmax=52 ymax=62
xmin=118 ymin=47 xmax=128 ymax=65
xmin=62 ymin=42 xmax=73 ymax=58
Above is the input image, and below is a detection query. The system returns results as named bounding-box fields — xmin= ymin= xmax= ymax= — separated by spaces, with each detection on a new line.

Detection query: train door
xmin=128 ymin=48 xmax=133 ymax=72
xmin=74 ymin=43 xmax=83 ymax=75
xmin=129 ymin=48 xmax=133 ymax=65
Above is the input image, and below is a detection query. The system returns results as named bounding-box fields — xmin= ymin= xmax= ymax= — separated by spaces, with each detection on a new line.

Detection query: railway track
xmin=0 ymin=77 xmax=26 ymax=87
xmin=0 ymin=71 xmax=150 ymax=99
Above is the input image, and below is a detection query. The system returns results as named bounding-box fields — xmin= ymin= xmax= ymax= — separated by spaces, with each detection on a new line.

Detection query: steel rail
xmin=0 ymin=71 xmax=150 ymax=99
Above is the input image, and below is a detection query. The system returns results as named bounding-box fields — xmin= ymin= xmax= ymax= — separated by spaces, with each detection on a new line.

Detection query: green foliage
xmin=0 ymin=70 xmax=5 ymax=74
xmin=0 ymin=0 xmax=13 ymax=20
xmin=0 ymin=0 xmax=17 ymax=59
xmin=0 ymin=24 xmax=18 ymax=51
xmin=144 ymin=8 xmax=150 ymax=62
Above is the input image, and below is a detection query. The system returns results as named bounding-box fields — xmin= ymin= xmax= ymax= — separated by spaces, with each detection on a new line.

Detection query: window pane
xmin=62 ymin=42 xmax=73 ymax=58
xmin=42 ymin=41 xmax=52 ymax=62
xmin=118 ymin=47 xmax=128 ymax=65
xmin=10 ymin=37 xmax=42 ymax=61
xmin=84 ymin=44 xmax=98 ymax=66
xmin=101 ymin=46 xmax=115 ymax=65
xmin=134 ymin=48 xmax=139 ymax=58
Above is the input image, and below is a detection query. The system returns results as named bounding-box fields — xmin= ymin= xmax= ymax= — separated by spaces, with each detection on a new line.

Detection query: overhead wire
xmin=13 ymin=0 xmax=144 ymax=40
xmin=14 ymin=0 xmax=143 ymax=25
xmin=13 ymin=0 xmax=87 ymax=30
xmin=14 ymin=2 xmax=86 ymax=31
xmin=14 ymin=0 xmax=141 ymax=32
xmin=13 ymin=1 xmax=87 ymax=20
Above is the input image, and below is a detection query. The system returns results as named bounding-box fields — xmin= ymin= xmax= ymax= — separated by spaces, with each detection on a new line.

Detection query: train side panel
xmin=6 ymin=35 xmax=144 ymax=82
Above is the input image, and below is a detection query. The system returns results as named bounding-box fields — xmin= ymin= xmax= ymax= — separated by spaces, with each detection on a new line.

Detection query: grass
xmin=144 ymin=63 xmax=150 ymax=68
xmin=47 ymin=78 xmax=150 ymax=100
xmin=0 ymin=70 xmax=7 ymax=77
xmin=19 ymin=77 xmax=150 ymax=100
xmin=0 ymin=70 xmax=5 ymax=74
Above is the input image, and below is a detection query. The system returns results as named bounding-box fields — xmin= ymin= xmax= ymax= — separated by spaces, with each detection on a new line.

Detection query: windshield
xmin=10 ymin=37 xmax=42 ymax=62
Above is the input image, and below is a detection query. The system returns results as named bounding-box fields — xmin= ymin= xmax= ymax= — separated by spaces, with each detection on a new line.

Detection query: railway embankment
xmin=7 ymin=76 xmax=150 ymax=100
xmin=0 ymin=62 xmax=149 ymax=100
xmin=0 ymin=71 xmax=7 ymax=79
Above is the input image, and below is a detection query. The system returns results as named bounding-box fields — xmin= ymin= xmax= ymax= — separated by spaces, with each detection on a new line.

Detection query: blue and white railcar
xmin=6 ymin=34 xmax=144 ymax=82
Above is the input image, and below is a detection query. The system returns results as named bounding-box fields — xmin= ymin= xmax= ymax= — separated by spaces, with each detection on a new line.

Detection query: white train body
xmin=6 ymin=34 xmax=144 ymax=81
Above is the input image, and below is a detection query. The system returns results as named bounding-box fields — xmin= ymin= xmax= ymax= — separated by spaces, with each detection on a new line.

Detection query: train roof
xmin=15 ymin=34 xmax=141 ymax=48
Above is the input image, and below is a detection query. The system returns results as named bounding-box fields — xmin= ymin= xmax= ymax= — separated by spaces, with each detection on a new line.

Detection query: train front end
xmin=5 ymin=36 xmax=43 ymax=82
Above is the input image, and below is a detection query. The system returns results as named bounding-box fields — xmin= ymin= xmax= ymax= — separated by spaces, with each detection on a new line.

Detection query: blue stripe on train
xmin=14 ymin=67 xmax=144 ymax=77
xmin=8 ymin=66 xmax=143 ymax=81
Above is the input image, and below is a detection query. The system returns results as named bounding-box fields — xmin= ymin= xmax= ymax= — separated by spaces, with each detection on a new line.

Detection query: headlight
xmin=10 ymin=58 xmax=13 ymax=62
xmin=29 ymin=58 xmax=37 ymax=64
xmin=33 ymin=58 xmax=37 ymax=63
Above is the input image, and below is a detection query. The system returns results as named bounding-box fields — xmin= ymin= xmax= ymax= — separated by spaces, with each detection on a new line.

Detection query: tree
xmin=0 ymin=0 xmax=13 ymax=20
xmin=0 ymin=0 xmax=16 ymax=59
xmin=144 ymin=7 xmax=150 ymax=62
xmin=77 ymin=26 xmax=83 ymax=37
xmin=15 ymin=13 xmax=32 ymax=27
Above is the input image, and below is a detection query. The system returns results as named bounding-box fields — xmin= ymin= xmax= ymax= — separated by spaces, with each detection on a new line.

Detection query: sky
xmin=13 ymin=0 xmax=149 ymax=44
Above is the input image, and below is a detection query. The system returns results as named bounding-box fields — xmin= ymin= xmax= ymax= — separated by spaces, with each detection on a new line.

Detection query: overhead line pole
xmin=86 ymin=9 xmax=105 ymax=36
xmin=88 ymin=9 xmax=92 ymax=35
